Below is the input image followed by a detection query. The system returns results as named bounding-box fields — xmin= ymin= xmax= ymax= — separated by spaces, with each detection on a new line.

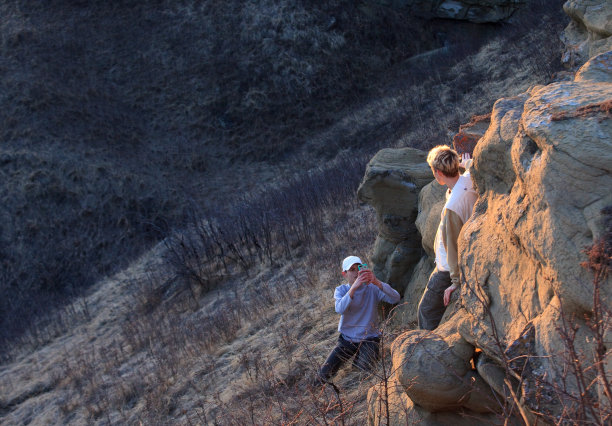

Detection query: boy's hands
xmin=363 ymin=269 xmax=383 ymax=289
xmin=348 ymin=268 xmax=381 ymax=298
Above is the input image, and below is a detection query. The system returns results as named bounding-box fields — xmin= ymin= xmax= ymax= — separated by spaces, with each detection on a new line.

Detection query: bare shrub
xmin=544 ymin=217 xmax=611 ymax=424
xmin=163 ymin=153 xmax=367 ymax=300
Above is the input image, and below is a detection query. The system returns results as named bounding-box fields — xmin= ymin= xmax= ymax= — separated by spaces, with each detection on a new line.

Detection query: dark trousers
xmin=417 ymin=269 xmax=451 ymax=330
xmin=319 ymin=334 xmax=380 ymax=381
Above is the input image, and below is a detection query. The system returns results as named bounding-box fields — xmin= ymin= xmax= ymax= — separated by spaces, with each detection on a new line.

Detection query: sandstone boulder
xmin=562 ymin=0 xmax=612 ymax=67
xmin=392 ymin=179 xmax=446 ymax=325
xmin=389 ymin=319 xmax=499 ymax=413
xmin=357 ymin=148 xmax=433 ymax=294
xmin=391 ymin=255 xmax=433 ymax=326
xmin=369 ymin=0 xmax=525 ymax=23
xmin=367 ymin=370 xmax=503 ymax=425
xmin=415 ymin=180 xmax=447 ymax=258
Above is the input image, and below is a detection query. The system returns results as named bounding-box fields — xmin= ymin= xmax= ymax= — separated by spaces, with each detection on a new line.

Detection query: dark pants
xmin=318 ymin=334 xmax=380 ymax=381
xmin=417 ymin=269 xmax=451 ymax=330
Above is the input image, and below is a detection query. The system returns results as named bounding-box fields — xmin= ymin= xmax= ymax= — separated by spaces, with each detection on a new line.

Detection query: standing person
xmin=317 ymin=256 xmax=401 ymax=383
xmin=417 ymin=146 xmax=478 ymax=330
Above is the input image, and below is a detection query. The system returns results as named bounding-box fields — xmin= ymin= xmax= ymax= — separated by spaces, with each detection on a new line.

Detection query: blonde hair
xmin=427 ymin=145 xmax=459 ymax=177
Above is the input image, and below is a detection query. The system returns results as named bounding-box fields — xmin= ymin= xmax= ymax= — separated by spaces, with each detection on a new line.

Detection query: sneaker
xmin=310 ymin=372 xmax=328 ymax=387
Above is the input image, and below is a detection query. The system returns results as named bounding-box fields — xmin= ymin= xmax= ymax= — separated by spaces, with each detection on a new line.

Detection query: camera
xmin=358 ymin=263 xmax=368 ymax=271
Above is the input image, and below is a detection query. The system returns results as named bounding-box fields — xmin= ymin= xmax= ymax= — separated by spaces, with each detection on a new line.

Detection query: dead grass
xmin=0 ymin=190 xmax=411 ymax=424
xmin=0 ymin=202 xmax=383 ymax=424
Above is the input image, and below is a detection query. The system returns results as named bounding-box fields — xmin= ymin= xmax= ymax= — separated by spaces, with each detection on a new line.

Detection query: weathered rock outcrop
xmin=392 ymin=320 xmax=499 ymax=412
xmin=368 ymin=50 xmax=612 ymax=423
xmin=459 ymin=49 xmax=612 ymax=418
xmin=369 ymin=0 xmax=525 ymax=23
xmin=357 ymin=148 xmax=433 ymax=295
xmin=562 ymin=0 xmax=612 ymax=67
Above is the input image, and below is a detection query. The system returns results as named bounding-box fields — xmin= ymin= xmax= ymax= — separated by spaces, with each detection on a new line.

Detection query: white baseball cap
xmin=342 ymin=256 xmax=363 ymax=272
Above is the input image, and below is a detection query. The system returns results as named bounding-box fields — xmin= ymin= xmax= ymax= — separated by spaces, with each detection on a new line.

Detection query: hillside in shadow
xmin=0 ymin=0 xmax=566 ymax=370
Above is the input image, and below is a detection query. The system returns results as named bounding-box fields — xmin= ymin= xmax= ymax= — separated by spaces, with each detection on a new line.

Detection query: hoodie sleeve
xmin=334 ymin=285 xmax=352 ymax=314
xmin=442 ymin=209 xmax=464 ymax=287
xmin=377 ymin=282 xmax=401 ymax=304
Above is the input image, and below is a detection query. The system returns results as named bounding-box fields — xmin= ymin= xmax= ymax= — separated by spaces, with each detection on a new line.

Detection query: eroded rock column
xmin=357 ymin=148 xmax=433 ymax=296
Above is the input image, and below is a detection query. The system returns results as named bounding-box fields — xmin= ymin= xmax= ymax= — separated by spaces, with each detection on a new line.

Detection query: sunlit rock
xmin=561 ymin=0 xmax=612 ymax=67
xmin=367 ymin=369 xmax=503 ymax=425
xmin=459 ymin=49 xmax=612 ymax=418
xmin=392 ymin=319 xmax=498 ymax=413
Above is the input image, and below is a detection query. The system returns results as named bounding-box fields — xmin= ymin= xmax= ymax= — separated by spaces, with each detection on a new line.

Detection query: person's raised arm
xmin=459 ymin=153 xmax=472 ymax=171
xmin=347 ymin=269 xmax=371 ymax=299
xmin=334 ymin=285 xmax=351 ymax=313
xmin=335 ymin=270 xmax=369 ymax=313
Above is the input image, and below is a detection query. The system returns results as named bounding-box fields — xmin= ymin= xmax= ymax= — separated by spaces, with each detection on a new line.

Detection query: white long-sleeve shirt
xmin=433 ymin=172 xmax=478 ymax=286
xmin=333 ymin=282 xmax=400 ymax=341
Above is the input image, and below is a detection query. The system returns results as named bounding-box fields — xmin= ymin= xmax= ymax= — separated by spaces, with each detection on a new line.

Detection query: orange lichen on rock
xmin=453 ymin=113 xmax=491 ymax=156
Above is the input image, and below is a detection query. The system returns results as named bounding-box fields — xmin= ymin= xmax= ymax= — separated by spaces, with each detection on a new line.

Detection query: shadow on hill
xmin=0 ymin=0 xmax=567 ymax=360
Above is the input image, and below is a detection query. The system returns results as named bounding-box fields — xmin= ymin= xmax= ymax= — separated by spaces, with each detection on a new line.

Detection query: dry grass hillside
xmin=1 ymin=0 xmax=474 ymax=349
xmin=0 ymin=0 xmax=569 ymax=423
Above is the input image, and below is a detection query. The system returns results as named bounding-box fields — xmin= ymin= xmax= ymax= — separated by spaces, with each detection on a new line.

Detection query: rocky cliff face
xmin=458 ymin=48 xmax=611 ymax=420
xmin=562 ymin=0 xmax=612 ymax=67
xmin=363 ymin=47 xmax=611 ymax=426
